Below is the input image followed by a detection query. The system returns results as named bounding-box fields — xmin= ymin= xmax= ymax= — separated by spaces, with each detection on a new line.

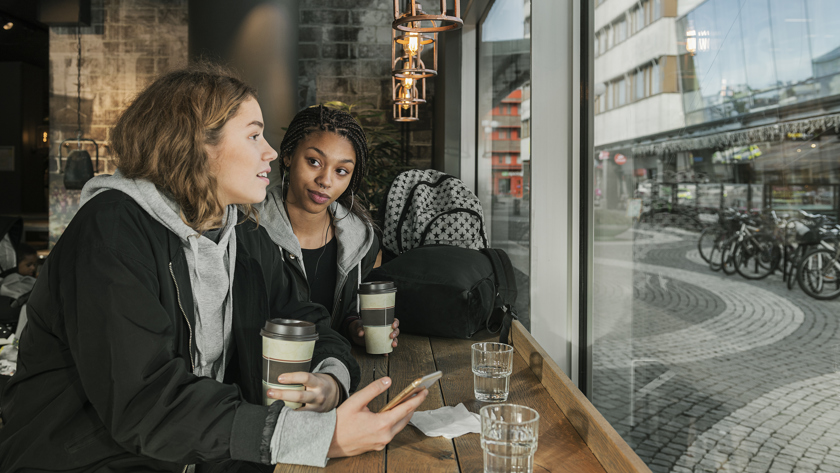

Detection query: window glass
xmin=617 ymin=77 xmax=627 ymax=106
xmin=651 ymin=60 xmax=660 ymax=94
xmin=591 ymin=1 xmax=840 ymax=472
xmin=479 ymin=0 xmax=531 ymax=324
xmin=635 ymin=69 xmax=645 ymax=101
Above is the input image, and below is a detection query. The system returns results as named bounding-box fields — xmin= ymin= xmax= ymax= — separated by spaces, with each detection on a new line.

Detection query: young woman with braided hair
xmin=256 ymin=105 xmax=400 ymax=375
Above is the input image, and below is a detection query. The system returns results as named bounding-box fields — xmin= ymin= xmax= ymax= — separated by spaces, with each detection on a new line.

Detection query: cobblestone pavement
xmin=591 ymin=228 xmax=840 ymax=473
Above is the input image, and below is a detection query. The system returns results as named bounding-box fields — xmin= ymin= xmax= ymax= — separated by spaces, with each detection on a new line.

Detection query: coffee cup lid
xmin=260 ymin=319 xmax=319 ymax=342
xmin=358 ymin=281 xmax=397 ymax=294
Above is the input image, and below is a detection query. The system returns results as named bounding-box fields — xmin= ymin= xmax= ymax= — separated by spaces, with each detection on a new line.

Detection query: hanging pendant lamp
xmin=61 ymin=27 xmax=99 ymax=190
xmin=392 ymin=0 xmax=463 ymax=34
xmin=391 ymin=29 xmax=437 ymax=79
xmin=392 ymin=76 xmax=424 ymax=122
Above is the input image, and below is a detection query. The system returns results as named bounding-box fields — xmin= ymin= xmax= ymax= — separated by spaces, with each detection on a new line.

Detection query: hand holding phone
xmin=379 ymin=370 xmax=442 ymax=413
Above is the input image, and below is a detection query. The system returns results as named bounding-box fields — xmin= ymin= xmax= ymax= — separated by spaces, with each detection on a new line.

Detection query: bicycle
xmin=795 ymin=226 xmax=840 ymax=300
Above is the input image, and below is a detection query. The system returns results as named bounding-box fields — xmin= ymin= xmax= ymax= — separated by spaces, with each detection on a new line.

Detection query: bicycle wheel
xmin=735 ymin=234 xmax=780 ymax=280
xmin=797 ymin=248 xmax=840 ymax=300
xmin=698 ymin=226 xmax=725 ymax=263
xmin=721 ymin=239 xmax=738 ymax=275
xmin=708 ymin=235 xmax=727 ymax=272
xmin=786 ymin=246 xmax=805 ymax=290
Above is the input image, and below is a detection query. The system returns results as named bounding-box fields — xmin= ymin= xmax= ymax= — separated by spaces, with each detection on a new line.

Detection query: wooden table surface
xmin=275 ymin=325 xmax=636 ymax=473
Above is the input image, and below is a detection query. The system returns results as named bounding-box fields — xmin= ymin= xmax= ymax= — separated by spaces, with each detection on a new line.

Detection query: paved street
xmin=591 ymin=227 xmax=840 ymax=473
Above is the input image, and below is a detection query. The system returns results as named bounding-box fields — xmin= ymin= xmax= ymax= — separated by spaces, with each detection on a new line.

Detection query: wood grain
xmin=385 ymin=333 xmax=459 ymax=473
xmin=510 ymin=321 xmax=651 ymax=473
xmin=276 ymin=345 xmax=388 ymax=473
xmin=430 ymin=332 xmax=607 ymax=473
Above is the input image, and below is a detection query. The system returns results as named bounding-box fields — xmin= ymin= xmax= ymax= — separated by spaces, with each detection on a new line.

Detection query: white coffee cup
xmin=260 ymin=319 xmax=318 ymax=409
xmin=359 ymin=281 xmax=397 ymax=355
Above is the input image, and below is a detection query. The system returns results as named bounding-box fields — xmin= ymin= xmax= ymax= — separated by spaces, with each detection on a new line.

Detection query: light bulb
xmin=405 ymin=34 xmax=420 ymax=56
xmin=400 ymin=85 xmax=412 ymax=101
xmin=405 ymin=78 xmax=414 ymax=88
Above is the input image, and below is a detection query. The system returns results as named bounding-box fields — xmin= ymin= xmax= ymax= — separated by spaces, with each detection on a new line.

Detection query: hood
xmin=256 ymin=186 xmax=375 ymax=274
xmin=80 ymin=169 xmax=238 ymax=244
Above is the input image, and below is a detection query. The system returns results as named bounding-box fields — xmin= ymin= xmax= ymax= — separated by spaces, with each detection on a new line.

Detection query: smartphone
xmin=379 ymin=370 xmax=442 ymax=413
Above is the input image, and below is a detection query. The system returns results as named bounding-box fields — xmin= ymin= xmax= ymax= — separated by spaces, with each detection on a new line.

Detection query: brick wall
xmin=297 ymin=0 xmax=434 ymax=170
xmin=48 ymin=0 xmax=188 ymax=245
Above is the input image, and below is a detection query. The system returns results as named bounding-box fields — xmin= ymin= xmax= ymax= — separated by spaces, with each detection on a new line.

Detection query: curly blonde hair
xmin=111 ymin=63 xmax=257 ymax=232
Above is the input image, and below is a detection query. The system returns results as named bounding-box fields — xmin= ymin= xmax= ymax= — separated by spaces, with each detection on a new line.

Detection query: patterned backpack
xmin=372 ymin=169 xmax=520 ymax=340
xmin=381 ymin=169 xmax=488 ymax=257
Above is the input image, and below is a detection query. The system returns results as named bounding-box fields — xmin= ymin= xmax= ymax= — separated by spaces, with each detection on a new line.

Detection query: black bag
xmin=367 ymin=245 xmax=518 ymax=340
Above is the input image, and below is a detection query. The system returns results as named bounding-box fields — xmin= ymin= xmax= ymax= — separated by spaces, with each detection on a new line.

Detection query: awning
xmin=632 ymin=113 xmax=840 ymax=156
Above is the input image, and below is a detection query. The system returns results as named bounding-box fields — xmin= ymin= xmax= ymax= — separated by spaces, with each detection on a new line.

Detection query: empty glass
xmin=480 ymin=404 xmax=540 ymax=473
xmin=472 ymin=342 xmax=514 ymax=402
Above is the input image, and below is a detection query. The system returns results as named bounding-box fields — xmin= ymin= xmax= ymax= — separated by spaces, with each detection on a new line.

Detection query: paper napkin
xmin=409 ymin=403 xmax=481 ymax=439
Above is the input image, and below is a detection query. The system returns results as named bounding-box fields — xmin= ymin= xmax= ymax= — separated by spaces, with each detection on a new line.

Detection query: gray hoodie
xmin=80 ymin=172 xmax=346 ymax=468
xmin=81 ymin=170 xmax=236 ymax=382
xmin=256 ymin=185 xmax=376 ymax=318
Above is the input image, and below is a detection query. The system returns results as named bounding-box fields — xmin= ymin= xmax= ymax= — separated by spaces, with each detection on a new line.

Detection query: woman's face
xmin=207 ymin=97 xmax=278 ymax=206
xmin=285 ymin=131 xmax=356 ymax=214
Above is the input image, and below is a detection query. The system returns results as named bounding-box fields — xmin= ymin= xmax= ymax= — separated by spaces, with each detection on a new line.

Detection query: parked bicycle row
xmin=696 ymin=209 xmax=840 ymax=300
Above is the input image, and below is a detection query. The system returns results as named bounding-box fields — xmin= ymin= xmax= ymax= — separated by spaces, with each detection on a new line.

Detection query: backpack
xmin=371 ymin=169 xmax=520 ymax=341
xmin=381 ymin=169 xmax=488 ymax=258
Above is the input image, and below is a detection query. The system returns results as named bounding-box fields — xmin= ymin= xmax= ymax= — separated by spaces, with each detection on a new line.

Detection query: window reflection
xmin=478 ymin=0 xmax=531 ymax=326
xmin=591 ymin=0 xmax=840 ymax=471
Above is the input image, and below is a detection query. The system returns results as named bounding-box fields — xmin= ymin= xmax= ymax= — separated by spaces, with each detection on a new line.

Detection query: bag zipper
xmin=169 ymin=262 xmax=195 ymax=372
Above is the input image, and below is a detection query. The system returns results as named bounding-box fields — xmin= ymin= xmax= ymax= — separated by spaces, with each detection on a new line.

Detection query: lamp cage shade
xmin=392 ymin=0 xmax=463 ymax=33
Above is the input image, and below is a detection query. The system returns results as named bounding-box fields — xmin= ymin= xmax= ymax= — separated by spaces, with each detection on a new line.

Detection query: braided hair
xmin=279 ymin=105 xmax=373 ymax=226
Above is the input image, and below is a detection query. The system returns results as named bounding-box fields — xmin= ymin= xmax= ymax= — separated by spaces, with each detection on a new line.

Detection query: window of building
xmin=635 ymin=68 xmax=645 ymax=100
xmin=651 ymin=59 xmax=661 ymax=95
xmin=615 ymin=16 xmax=627 ymax=43
xmin=617 ymin=77 xmax=627 ymax=106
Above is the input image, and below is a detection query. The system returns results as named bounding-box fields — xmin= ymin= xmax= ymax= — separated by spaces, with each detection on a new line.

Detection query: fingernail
xmin=267 ymin=390 xmax=274 ymax=396
xmin=381 ymin=378 xmax=391 ymax=386
xmin=277 ymin=376 xmax=285 ymax=383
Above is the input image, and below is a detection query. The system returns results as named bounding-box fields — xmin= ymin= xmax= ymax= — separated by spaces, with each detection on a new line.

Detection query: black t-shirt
xmin=301 ymin=237 xmax=338 ymax=313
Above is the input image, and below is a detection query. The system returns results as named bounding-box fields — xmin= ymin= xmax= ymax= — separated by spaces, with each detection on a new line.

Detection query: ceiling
xmin=0 ymin=1 xmax=49 ymax=70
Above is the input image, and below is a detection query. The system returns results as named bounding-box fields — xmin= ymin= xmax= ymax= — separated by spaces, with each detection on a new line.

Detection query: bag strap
xmin=480 ymin=248 xmax=519 ymax=341
xmin=480 ymin=248 xmax=517 ymax=307
xmin=395 ymin=174 xmax=457 ymax=253
xmin=419 ymin=208 xmax=488 ymax=248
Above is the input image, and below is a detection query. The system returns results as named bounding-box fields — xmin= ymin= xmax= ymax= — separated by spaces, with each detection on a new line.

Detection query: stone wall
xmin=48 ymin=0 xmax=188 ymax=244
xmin=297 ymin=0 xmax=434 ymax=170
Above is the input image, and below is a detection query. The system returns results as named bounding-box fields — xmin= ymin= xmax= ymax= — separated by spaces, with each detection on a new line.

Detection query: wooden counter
xmin=276 ymin=321 xmax=650 ymax=473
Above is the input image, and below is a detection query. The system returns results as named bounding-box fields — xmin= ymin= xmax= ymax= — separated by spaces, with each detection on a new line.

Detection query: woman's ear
xmin=283 ymin=156 xmax=291 ymax=168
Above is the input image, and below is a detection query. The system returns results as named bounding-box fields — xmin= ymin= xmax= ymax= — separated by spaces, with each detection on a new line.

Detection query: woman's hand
xmin=267 ymin=372 xmax=340 ymax=412
xmin=328 ymin=376 xmax=428 ymax=458
xmin=349 ymin=318 xmax=400 ymax=354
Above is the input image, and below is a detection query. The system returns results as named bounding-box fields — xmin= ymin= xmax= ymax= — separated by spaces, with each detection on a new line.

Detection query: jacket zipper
xmin=169 ymin=262 xmax=195 ymax=372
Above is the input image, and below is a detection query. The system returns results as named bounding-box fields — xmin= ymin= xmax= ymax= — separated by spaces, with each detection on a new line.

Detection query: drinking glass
xmin=480 ymin=404 xmax=540 ymax=473
xmin=471 ymin=342 xmax=514 ymax=402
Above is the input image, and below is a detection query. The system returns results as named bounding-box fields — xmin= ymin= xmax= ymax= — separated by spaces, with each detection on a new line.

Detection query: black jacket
xmin=0 ymin=191 xmax=359 ymax=472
